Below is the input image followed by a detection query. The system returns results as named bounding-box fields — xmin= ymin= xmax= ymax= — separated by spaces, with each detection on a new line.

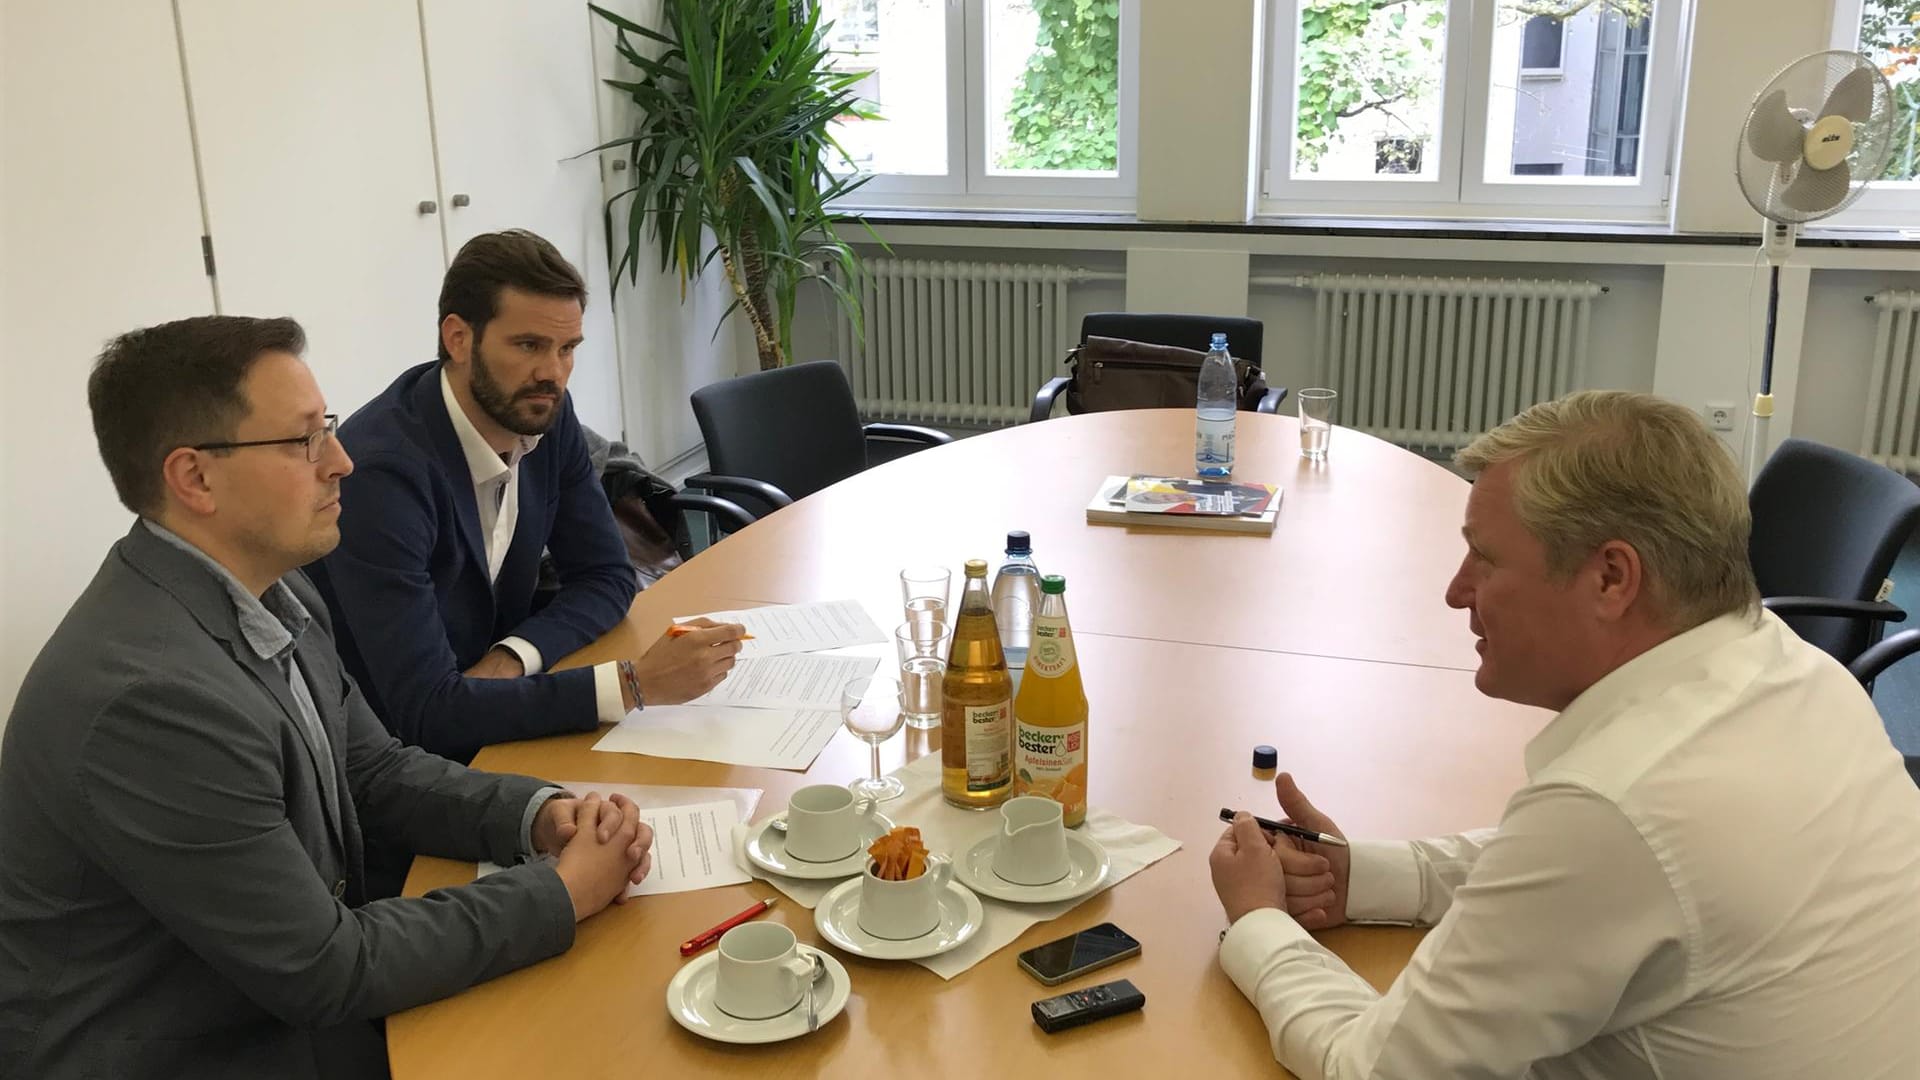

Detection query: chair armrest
xmin=684 ymin=472 xmax=794 ymax=510
xmin=1030 ymin=376 xmax=1071 ymax=423
xmin=1257 ymin=387 xmax=1290 ymax=414
xmin=1847 ymin=627 xmax=1920 ymax=685
xmin=863 ymin=422 xmax=953 ymax=447
xmin=668 ymin=491 xmax=756 ymax=536
xmin=1761 ymin=596 xmax=1908 ymax=623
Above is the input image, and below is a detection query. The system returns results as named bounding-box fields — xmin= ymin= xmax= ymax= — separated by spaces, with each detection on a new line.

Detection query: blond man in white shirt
xmin=1211 ymin=390 xmax=1920 ymax=1078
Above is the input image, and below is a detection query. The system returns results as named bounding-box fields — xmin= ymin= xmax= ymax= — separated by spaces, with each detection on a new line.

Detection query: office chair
xmin=1750 ymin=437 xmax=1920 ymax=667
xmin=1847 ymin=628 xmax=1920 ymax=789
xmin=688 ymin=360 xmax=953 ymax=523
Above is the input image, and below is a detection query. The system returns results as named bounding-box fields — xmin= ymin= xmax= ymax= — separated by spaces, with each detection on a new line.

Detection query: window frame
xmin=1262 ymin=0 xmax=1475 ymax=208
xmin=1823 ymin=0 xmax=1920 ymax=229
xmin=1518 ymin=15 xmax=1566 ymax=76
xmin=1259 ymin=0 xmax=1687 ymax=222
xmin=1458 ymin=0 xmax=1684 ymax=213
xmin=831 ymin=0 xmax=1141 ymax=213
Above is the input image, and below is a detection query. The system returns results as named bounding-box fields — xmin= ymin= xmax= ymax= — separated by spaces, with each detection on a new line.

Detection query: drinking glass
xmin=1298 ymin=388 xmax=1338 ymax=460
xmin=899 ymin=566 xmax=950 ymax=633
xmin=841 ymin=675 xmax=907 ymax=802
xmin=894 ymin=621 xmax=952 ymax=730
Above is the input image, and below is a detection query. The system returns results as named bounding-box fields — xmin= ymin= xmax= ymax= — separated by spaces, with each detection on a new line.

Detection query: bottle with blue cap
xmin=1195 ymin=332 xmax=1236 ymax=477
xmin=992 ymin=530 xmax=1041 ymax=672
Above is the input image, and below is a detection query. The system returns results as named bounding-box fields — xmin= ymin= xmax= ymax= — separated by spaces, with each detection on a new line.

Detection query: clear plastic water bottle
xmin=991 ymin=530 xmax=1041 ymax=671
xmin=1195 ymin=332 xmax=1236 ymax=477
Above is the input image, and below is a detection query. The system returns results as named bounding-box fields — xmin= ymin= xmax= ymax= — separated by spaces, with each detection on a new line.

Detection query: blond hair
xmin=1455 ymin=390 xmax=1759 ymax=630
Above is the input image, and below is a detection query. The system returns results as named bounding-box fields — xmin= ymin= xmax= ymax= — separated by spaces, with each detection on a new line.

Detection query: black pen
xmin=1219 ymin=807 xmax=1349 ymax=848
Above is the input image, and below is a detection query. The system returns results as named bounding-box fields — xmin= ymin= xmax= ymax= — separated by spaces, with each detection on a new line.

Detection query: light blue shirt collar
xmin=141 ymin=519 xmax=311 ymax=664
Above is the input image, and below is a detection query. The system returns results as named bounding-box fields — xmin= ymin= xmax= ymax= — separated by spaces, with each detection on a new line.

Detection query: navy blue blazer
xmin=310 ymin=362 xmax=638 ymax=763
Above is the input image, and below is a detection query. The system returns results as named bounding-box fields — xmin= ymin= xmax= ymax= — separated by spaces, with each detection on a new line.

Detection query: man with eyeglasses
xmin=309 ymin=230 xmax=745 ymax=782
xmin=0 ymin=316 xmax=652 ymax=1078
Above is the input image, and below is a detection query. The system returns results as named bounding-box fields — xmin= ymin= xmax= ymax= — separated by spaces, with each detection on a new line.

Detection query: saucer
xmin=956 ymin=830 xmax=1112 ymax=904
xmin=744 ymin=811 xmax=895 ymax=880
xmin=813 ymin=877 xmax=985 ymax=960
xmin=666 ymin=945 xmax=851 ymax=1045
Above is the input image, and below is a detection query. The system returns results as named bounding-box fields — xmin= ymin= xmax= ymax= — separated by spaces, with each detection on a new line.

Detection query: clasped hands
xmin=532 ymin=792 xmax=655 ymax=922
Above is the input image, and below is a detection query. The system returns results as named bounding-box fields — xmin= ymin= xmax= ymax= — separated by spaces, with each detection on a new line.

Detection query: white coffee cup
xmin=783 ymin=784 xmax=878 ymax=863
xmin=712 ymin=922 xmax=817 ymax=1021
xmin=994 ymin=796 xmax=1070 ymax=886
xmin=856 ymin=854 xmax=953 ymax=940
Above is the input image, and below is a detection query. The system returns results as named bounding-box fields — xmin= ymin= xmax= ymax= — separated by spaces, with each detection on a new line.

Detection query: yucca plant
xmin=587 ymin=1 xmax=876 ymax=370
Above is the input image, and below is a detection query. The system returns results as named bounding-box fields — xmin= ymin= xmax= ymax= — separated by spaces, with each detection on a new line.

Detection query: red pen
xmin=679 ymin=896 xmax=778 ymax=956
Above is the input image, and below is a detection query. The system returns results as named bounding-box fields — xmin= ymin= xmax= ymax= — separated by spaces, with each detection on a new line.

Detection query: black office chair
xmin=1750 ymin=438 xmax=1920 ymax=667
xmin=530 ymin=429 xmax=752 ymax=605
xmin=1030 ymin=313 xmax=1288 ymax=423
xmin=687 ymin=360 xmax=953 ymax=523
xmin=1847 ymin=628 xmax=1920 ymax=789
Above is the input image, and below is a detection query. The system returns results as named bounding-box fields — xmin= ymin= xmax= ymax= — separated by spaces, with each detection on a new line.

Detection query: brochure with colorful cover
xmin=1121 ymin=476 xmax=1279 ymax=516
xmin=1084 ymin=475 xmax=1283 ymax=535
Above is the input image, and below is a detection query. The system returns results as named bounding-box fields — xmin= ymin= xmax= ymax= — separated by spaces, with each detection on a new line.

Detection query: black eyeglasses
xmin=193 ymin=415 xmax=339 ymax=464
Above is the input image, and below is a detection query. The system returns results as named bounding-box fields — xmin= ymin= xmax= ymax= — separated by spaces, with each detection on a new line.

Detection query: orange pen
xmin=667 ymin=624 xmax=753 ymax=640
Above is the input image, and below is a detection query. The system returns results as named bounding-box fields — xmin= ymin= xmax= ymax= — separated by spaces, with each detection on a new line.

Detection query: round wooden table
xmin=390 ymin=410 xmax=1543 ymax=1079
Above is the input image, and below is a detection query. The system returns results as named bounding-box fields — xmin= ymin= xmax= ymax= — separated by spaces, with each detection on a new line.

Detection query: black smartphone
xmin=1016 ymin=923 xmax=1141 ymax=986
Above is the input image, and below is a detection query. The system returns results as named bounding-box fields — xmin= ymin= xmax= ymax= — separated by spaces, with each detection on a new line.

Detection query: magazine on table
xmin=1084 ymin=474 xmax=1283 ymax=535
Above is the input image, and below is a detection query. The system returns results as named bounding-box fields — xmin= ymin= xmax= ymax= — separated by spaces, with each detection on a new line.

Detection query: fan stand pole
xmin=1747 ymin=260 xmax=1781 ymax=487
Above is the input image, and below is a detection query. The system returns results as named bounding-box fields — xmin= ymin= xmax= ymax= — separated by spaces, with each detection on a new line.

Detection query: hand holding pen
xmin=1214 ymin=772 xmax=1354 ymax=931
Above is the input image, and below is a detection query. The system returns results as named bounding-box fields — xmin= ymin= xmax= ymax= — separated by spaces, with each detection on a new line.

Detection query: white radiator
xmin=832 ymin=258 xmax=1123 ymax=426
xmin=1252 ymin=273 xmax=1604 ymax=453
xmin=1863 ymin=290 xmax=1920 ymax=475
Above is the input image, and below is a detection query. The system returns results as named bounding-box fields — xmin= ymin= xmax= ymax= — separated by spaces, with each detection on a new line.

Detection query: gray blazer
xmin=0 ymin=524 xmax=576 ymax=1079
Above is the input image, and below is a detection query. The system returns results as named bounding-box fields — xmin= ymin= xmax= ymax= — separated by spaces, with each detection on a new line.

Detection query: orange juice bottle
xmin=1012 ymin=574 xmax=1088 ymax=827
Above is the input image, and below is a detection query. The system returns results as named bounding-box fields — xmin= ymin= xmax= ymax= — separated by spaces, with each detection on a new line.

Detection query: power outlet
xmin=1705 ymin=403 xmax=1736 ymax=432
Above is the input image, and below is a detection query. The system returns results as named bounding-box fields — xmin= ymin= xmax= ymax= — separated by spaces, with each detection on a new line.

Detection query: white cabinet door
xmin=2 ymin=0 xmax=215 ymax=718
xmin=176 ymin=0 xmax=448 ymax=417
xmin=420 ymin=0 xmax=624 ymax=438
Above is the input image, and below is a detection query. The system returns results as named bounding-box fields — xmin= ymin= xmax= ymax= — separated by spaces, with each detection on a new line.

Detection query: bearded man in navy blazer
xmin=312 ymin=230 xmax=744 ymax=772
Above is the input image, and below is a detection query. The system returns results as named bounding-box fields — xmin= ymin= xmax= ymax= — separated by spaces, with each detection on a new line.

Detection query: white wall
xmin=1 ymin=0 xmax=215 ymax=722
xmin=1136 ymin=0 xmax=1263 ymax=221
xmin=1672 ymin=0 xmax=1833 ymax=233
xmin=0 ymin=0 xmax=9 ymax=723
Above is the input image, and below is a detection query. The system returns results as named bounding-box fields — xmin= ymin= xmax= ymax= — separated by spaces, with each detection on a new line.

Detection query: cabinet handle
xmin=611 ymin=160 xmax=628 ymax=172
xmin=451 ymin=193 xmax=471 ymax=208
xmin=417 ymin=200 xmax=438 ymax=215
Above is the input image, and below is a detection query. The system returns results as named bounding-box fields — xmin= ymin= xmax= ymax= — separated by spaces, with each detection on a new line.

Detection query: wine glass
xmin=841 ymin=675 xmax=907 ymax=802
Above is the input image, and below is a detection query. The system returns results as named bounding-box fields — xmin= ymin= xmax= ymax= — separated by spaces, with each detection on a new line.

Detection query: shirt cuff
xmin=520 ymin=785 xmax=568 ymax=857
xmin=1345 ymin=839 xmax=1423 ymax=924
xmin=497 ymin=636 xmax=545 ymax=676
xmin=1219 ymin=907 xmax=1314 ymax=995
xmin=593 ymin=661 xmax=628 ymax=724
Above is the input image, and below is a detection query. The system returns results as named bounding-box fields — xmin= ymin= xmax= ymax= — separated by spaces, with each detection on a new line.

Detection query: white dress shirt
xmin=440 ymin=371 xmax=626 ymax=723
xmin=1220 ymin=609 xmax=1920 ymax=1079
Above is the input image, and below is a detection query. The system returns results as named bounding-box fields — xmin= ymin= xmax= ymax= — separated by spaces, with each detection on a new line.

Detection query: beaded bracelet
xmin=617 ymin=659 xmax=644 ymax=710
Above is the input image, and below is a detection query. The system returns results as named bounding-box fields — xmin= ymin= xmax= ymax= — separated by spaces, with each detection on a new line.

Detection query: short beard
xmin=469 ymin=333 xmax=561 ymax=438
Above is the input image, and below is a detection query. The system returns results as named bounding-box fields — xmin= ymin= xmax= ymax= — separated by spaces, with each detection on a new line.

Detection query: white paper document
xmin=592 ymin=705 xmax=844 ymax=770
xmin=625 ymin=800 xmax=751 ymax=895
xmin=678 ymin=599 xmax=886 ymax=658
xmin=479 ymin=797 xmax=751 ymax=897
xmin=689 ymin=653 xmax=881 ymax=709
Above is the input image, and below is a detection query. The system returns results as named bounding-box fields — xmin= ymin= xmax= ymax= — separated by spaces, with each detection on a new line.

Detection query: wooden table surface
xmin=388 ymin=410 xmax=1542 ymax=1078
